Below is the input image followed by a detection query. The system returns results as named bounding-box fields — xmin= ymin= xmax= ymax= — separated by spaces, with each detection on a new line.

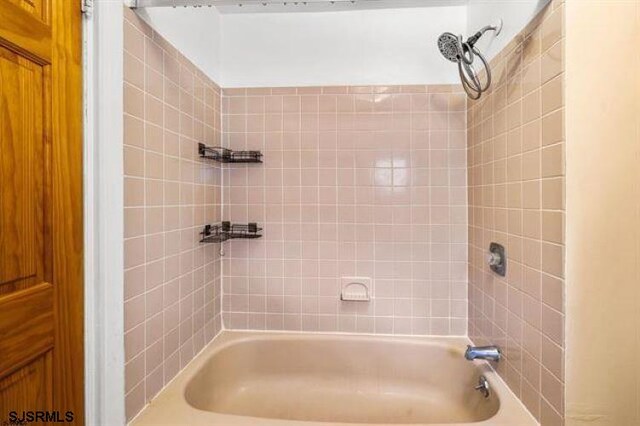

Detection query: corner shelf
xmin=200 ymin=221 xmax=263 ymax=244
xmin=198 ymin=143 xmax=263 ymax=164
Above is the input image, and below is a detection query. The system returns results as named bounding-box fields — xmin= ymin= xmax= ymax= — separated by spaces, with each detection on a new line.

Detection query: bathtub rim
xmin=131 ymin=330 xmax=539 ymax=426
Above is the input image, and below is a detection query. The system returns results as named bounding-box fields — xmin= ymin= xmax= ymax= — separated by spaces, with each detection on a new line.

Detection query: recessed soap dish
xmin=340 ymin=277 xmax=372 ymax=302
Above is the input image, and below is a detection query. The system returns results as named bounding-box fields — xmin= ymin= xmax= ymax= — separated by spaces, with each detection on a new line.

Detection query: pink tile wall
xmin=123 ymin=8 xmax=223 ymax=421
xmin=221 ymin=85 xmax=468 ymax=335
xmin=467 ymin=1 xmax=565 ymax=425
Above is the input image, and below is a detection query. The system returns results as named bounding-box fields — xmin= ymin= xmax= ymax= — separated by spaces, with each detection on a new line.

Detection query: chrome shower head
xmin=437 ymin=32 xmax=461 ymax=63
xmin=436 ymin=20 xmax=503 ymax=100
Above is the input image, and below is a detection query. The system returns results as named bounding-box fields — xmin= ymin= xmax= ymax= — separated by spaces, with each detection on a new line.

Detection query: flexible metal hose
xmin=440 ymin=20 xmax=502 ymax=100
xmin=457 ymin=42 xmax=492 ymax=99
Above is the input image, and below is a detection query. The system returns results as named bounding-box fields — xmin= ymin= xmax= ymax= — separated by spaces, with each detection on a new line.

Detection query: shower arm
xmin=466 ymin=19 xmax=503 ymax=48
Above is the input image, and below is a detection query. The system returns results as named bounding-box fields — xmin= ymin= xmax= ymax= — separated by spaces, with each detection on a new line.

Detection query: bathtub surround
xmin=221 ymin=85 xmax=468 ymax=336
xmin=467 ymin=1 xmax=565 ymax=425
xmin=123 ymin=8 xmax=223 ymax=420
xmin=121 ymin=2 xmax=578 ymax=424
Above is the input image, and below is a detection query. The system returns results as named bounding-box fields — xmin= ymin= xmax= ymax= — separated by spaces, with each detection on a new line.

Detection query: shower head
xmin=436 ymin=20 xmax=502 ymax=100
xmin=437 ymin=32 xmax=462 ymax=63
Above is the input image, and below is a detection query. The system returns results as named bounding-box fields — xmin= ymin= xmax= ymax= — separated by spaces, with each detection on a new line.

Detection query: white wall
xmin=135 ymin=6 xmax=222 ymax=83
xmin=220 ymin=6 xmax=467 ymax=87
xmin=466 ymin=0 xmax=551 ymax=60
xmin=130 ymin=1 xmax=551 ymax=87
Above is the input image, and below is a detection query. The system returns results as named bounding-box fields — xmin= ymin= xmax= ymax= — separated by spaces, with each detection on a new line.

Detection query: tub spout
xmin=465 ymin=345 xmax=501 ymax=362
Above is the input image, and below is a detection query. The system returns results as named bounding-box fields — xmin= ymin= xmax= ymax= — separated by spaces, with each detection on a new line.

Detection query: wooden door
xmin=0 ymin=0 xmax=83 ymax=424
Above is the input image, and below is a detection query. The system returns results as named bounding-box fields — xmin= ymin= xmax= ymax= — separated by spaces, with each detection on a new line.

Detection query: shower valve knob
xmin=487 ymin=242 xmax=506 ymax=277
xmin=486 ymin=252 xmax=502 ymax=267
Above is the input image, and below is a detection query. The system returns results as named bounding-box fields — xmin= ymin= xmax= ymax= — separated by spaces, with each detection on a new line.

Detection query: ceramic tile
xmin=123 ymin=11 xmax=222 ymax=421
xmin=467 ymin=1 xmax=564 ymax=423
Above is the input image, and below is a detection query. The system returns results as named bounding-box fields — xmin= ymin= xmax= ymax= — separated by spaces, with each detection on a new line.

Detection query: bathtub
xmin=132 ymin=332 xmax=537 ymax=426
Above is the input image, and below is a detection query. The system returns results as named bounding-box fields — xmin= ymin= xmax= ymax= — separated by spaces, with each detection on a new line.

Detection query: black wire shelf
xmin=200 ymin=222 xmax=263 ymax=243
xmin=198 ymin=143 xmax=263 ymax=163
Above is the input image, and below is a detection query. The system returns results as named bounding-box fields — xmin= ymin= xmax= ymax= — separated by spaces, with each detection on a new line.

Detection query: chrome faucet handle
xmin=474 ymin=375 xmax=490 ymax=398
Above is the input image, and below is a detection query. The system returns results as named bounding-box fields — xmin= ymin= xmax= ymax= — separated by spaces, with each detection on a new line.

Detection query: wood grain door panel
xmin=0 ymin=284 xmax=54 ymax=378
xmin=0 ymin=353 xmax=53 ymax=414
xmin=0 ymin=0 xmax=83 ymax=422
xmin=0 ymin=1 xmax=51 ymax=64
xmin=0 ymin=44 xmax=46 ymax=292
xmin=6 ymin=0 xmax=50 ymax=24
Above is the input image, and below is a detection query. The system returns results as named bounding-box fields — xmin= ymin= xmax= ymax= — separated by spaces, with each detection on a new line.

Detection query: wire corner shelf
xmin=198 ymin=143 xmax=263 ymax=164
xmin=200 ymin=221 xmax=263 ymax=243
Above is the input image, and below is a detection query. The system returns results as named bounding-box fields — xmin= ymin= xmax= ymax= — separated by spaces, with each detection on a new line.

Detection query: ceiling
xmin=219 ymin=1 xmax=469 ymax=14
xmin=133 ymin=0 xmax=469 ymax=14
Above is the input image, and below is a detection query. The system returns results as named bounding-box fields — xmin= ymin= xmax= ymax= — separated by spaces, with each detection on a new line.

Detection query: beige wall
xmin=123 ymin=8 xmax=223 ymax=420
xmin=564 ymin=1 xmax=640 ymax=425
xmin=467 ymin=1 xmax=565 ymax=424
xmin=221 ymin=85 xmax=469 ymax=335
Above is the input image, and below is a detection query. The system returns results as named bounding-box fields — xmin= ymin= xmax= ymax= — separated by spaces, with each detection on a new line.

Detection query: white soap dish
xmin=340 ymin=277 xmax=372 ymax=302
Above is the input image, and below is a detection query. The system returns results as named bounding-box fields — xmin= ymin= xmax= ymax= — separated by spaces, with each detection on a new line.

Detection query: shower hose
xmin=456 ymin=34 xmax=492 ymax=100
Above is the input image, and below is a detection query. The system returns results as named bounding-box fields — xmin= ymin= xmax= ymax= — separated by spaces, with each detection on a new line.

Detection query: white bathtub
xmin=132 ymin=332 xmax=537 ymax=426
